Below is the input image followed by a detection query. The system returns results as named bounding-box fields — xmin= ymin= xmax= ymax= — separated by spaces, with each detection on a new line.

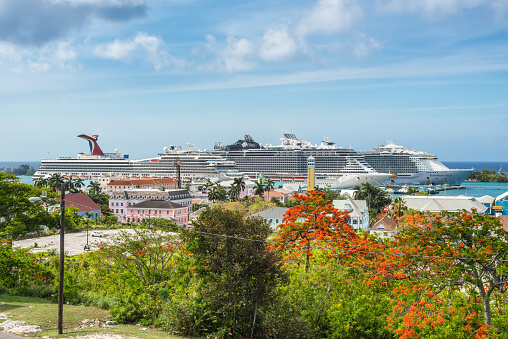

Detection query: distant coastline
xmin=443 ymin=162 xmax=508 ymax=172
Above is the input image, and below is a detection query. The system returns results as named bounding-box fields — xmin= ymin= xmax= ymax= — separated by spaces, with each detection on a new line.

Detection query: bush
xmin=10 ymin=284 xmax=54 ymax=298
xmin=262 ymin=297 xmax=317 ymax=339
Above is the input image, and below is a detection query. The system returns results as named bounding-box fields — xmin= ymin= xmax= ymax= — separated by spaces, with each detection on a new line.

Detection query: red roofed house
xmin=57 ymin=193 xmax=101 ymax=221
xmin=369 ymin=215 xmax=398 ymax=239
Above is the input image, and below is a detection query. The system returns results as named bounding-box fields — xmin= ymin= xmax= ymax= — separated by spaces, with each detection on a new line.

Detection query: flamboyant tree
xmin=271 ymin=190 xmax=357 ymax=272
xmin=391 ymin=210 xmax=508 ymax=336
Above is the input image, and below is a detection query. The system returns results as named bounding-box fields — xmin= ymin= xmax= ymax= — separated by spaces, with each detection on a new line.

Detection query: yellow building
xmin=307 ymin=156 xmax=315 ymax=191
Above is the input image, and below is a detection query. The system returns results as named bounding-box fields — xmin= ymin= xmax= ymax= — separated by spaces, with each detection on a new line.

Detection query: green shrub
xmin=159 ymin=293 xmax=214 ymax=336
xmin=10 ymin=284 xmax=54 ymax=298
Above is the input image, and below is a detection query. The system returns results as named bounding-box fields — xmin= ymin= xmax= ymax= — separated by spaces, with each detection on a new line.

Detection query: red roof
xmin=499 ymin=216 xmax=508 ymax=231
xmin=58 ymin=193 xmax=100 ymax=213
xmin=371 ymin=215 xmax=398 ymax=232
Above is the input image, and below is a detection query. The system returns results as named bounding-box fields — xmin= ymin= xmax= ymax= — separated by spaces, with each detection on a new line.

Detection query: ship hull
xmin=386 ymin=169 xmax=473 ymax=186
xmin=277 ymin=173 xmax=393 ymax=189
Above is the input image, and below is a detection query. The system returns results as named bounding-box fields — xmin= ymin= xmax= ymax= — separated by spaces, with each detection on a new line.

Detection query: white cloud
xmin=381 ymin=0 xmax=489 ymax=15
xmin=202 ymin=35 xmax=256 ymax=73
xmin=93 ymin=32 xmax=184 ymax=70
xmin=297 ymin=0 xmax=362 ymax=36
xmin=354 ymin=33 xmax=381 ymax=57
xmin=46 ymin=0 xmax=147 ymax=7
xmin=260 ymin=25 xmax=300 ymax=61
xmin=0 ymin=40 xmax=79 ymax=73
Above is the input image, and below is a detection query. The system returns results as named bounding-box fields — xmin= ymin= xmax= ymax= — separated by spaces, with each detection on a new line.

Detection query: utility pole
xmin=58 ymin=183 xmax=65 ymax=334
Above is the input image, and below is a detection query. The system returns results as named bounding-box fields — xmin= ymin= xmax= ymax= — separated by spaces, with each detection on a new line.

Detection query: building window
xmin=115 ymin=209 xmax=118 ymax=213
xmin=121 ymin=209 xmax=123 ymax=213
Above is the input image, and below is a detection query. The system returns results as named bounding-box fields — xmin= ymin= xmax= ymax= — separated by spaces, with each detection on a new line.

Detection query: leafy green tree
xmin=353 ymin=182 xmax=391 ymax=221
xmin=207 ymin=183 xmax=227 ymax=203
xmin=91 ymin=229 xmax=181 ymax=286
xmin=468 ymin=169 xmax=508 ymax=183
xmin=0 ymin=173 xmax=53 ymax=224
xmin=87 ymin=189 xmax=111 ymax=216
xmin=182 ymin=208 xmax=284 ymax=337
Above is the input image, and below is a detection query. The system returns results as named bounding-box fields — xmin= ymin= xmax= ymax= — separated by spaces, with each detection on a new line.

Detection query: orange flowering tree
xmin=90 ymin=229 xmax=182 ymax=287
xmin=390 ymin=210 xmax=508 ymax=337
xmin=272 ymin=190 xmax=357 ymax=272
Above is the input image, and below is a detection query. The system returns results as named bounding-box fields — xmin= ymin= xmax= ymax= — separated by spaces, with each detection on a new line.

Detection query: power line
xmin=180 ymin=227 xmax=508 ymax=264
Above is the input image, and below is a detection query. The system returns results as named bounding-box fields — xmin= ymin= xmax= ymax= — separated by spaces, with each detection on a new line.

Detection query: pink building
xmin=109 ymin=189 xmax=192 ymax=223
xmin=126 ymin=200 xmax=188 ymax=227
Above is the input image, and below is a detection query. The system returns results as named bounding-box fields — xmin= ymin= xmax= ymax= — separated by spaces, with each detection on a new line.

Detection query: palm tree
xmin=407 ymin=187 xmax=418 ymax=195
xmin=34 ymin=177 xmax=48 ymax=188
xmin=88 ymin=181 xmax=101 ymax=195
xmin=390 ymin=197 xmax=406 ymax=218
xmin=265 ymin=178 xmax=275 ymax=200
xmin=254 ymin=181 xmax=265 ymax=199
xmin=65 ymin=177 xmax=75 ymax=191
xmin=232 ymin=177 xmax=246 ymax=200
xmin=48 ymin=173 xmax=64 ymax=192
xmin=74 ymin=178 xmax=84 ymax=191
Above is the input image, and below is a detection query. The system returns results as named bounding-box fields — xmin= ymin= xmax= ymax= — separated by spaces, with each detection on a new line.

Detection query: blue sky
xmin=1 ymin=0 xmax=508 ymax=162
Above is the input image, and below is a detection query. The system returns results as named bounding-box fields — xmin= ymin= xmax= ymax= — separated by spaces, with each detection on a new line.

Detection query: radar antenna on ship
xmin=185 ymin=139 xmax=196 ymax=151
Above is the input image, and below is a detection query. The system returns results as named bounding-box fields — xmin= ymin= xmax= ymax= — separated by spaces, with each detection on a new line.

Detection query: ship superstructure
xmin=34 ymin=135 xmax=241 ymax=182
xmin=362 ymin=141 xmax=473 ymax=185
xmin=214 ymin=134 xmax=392 ymax=189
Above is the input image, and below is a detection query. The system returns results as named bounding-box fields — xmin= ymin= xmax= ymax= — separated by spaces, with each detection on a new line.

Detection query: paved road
xmin=13 ymin=229 xmax=131 ymax=256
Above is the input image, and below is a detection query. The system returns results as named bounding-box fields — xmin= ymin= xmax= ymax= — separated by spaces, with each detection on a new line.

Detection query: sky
xmin=1 ymin=0 xmax=508 ymax=162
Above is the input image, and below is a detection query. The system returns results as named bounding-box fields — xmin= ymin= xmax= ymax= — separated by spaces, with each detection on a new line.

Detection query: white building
xmin=250 ymin=207 xmax=289 ymax=230
xmin=332 ymin=198 xmax=369 ymax=231
xmin=402 ymin=195 xmax=487 ymax=214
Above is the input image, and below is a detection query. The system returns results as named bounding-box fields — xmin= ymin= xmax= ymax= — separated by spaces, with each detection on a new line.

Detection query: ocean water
xmin=433 ymin=182 xmax=508 ymax=199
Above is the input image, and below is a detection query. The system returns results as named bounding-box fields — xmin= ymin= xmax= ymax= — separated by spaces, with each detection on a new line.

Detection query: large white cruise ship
xmin=213 ymin=134 xmax=393 ymax=189
xmin=34 ymin=135 xmax=242 ymax=182
xmin=361 ymin=141 xmax=473 ymax=185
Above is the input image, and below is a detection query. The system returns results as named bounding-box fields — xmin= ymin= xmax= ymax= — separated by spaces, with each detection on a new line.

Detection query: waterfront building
xmin=402 ymin=195 xmax=487 ymax=214
xmin=126 ymin=200 xmax=188 ymax=227
xmin=109 ymin=189 xmax=192 ymax=223
xmin=494 ymin=191 xmax=508 ymax=215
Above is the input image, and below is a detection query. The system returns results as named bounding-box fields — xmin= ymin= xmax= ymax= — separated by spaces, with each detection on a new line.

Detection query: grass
xmin=0 ymin=295 xmax=191 ymax=338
